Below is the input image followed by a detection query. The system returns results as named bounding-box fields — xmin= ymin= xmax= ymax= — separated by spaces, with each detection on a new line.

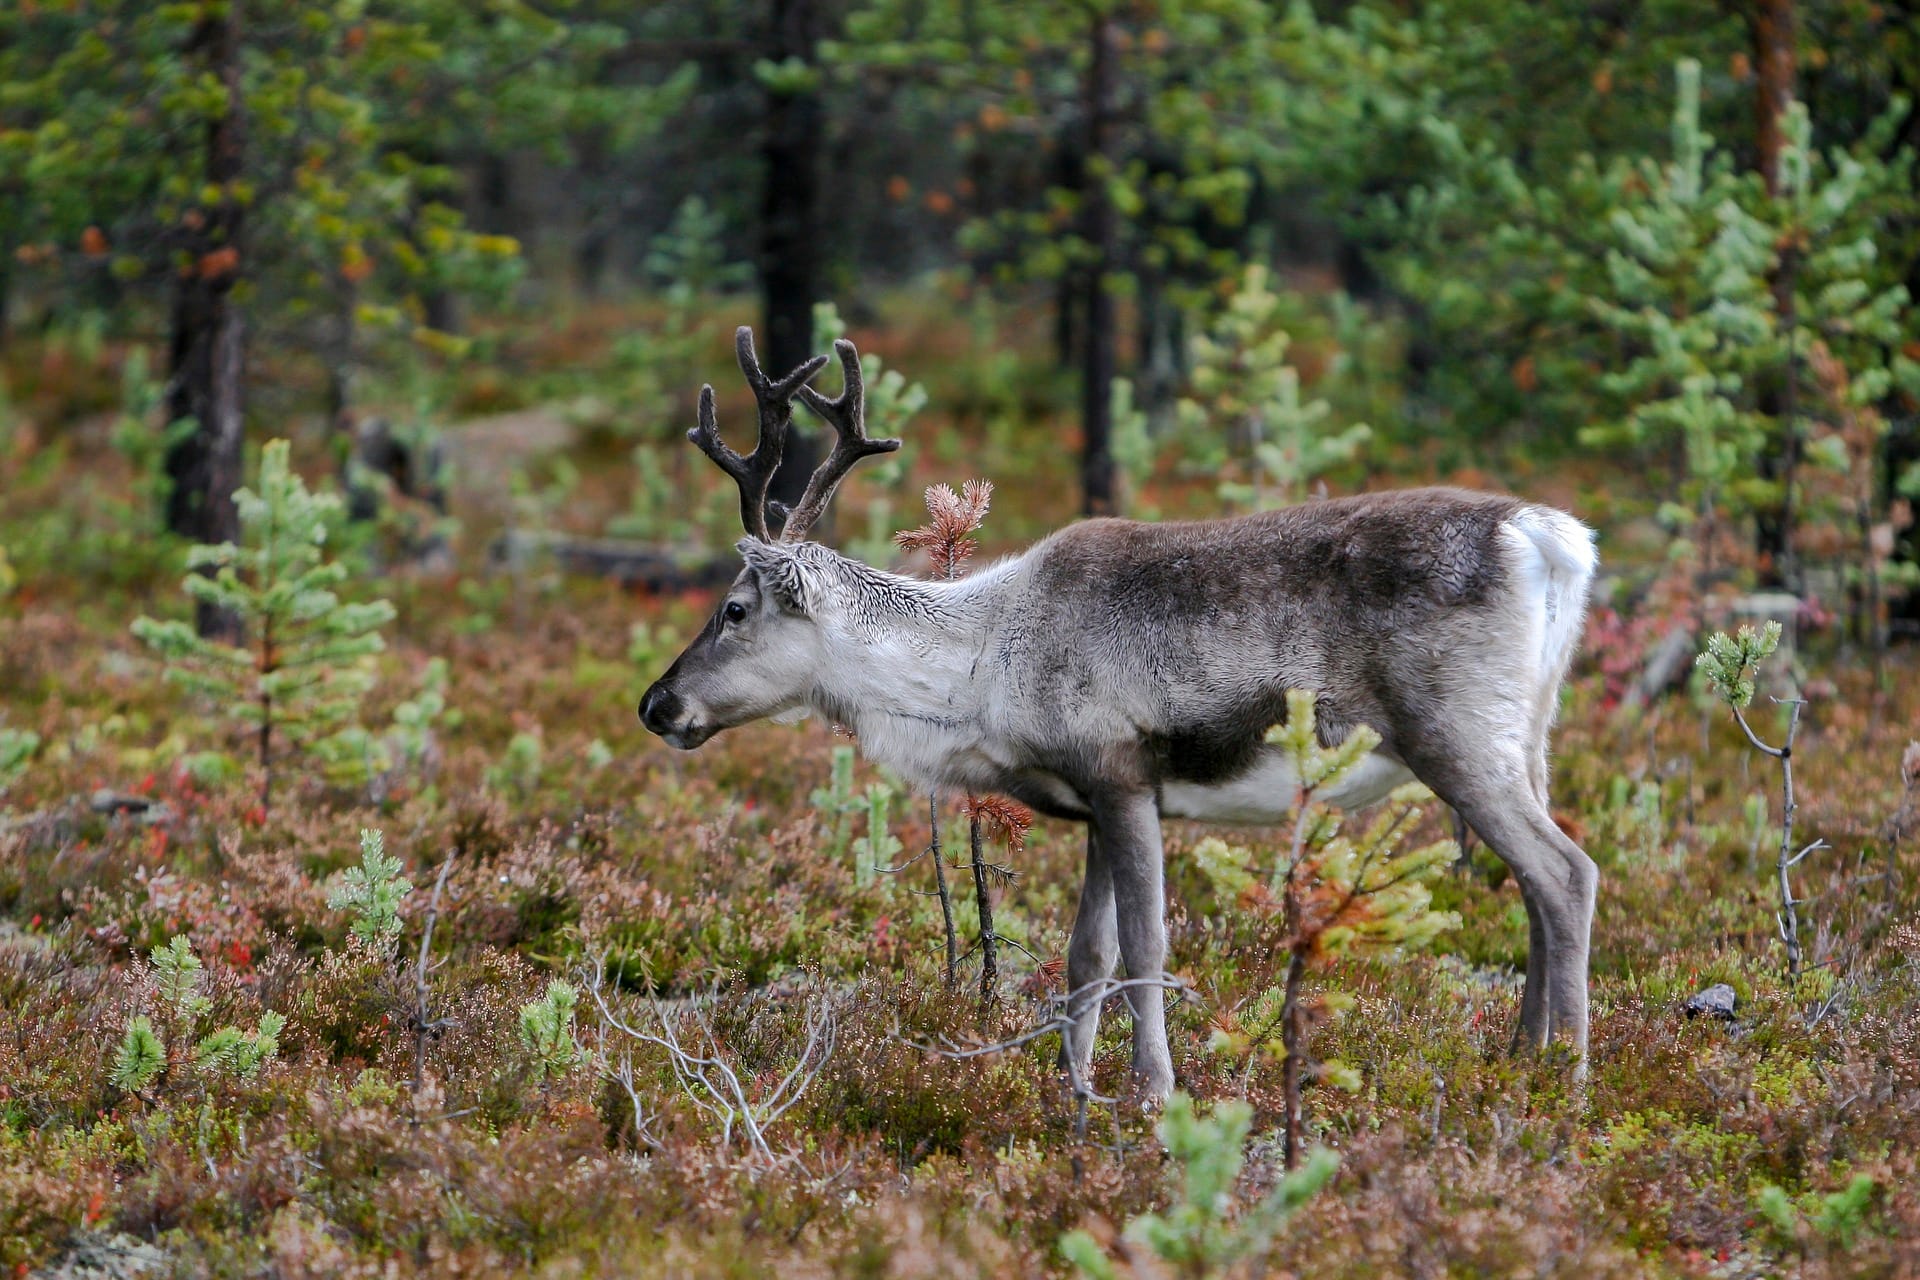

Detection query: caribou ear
xmin=737 ymin=538 xmax=827 ymax=616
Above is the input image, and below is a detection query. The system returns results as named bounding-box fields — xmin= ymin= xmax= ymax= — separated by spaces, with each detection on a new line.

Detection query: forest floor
xmin=3 ymin=308 xmax=1920 ymax=1278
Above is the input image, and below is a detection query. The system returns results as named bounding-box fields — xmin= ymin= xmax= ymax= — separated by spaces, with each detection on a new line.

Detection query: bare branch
xmin=898 ymin=973 xmax=1188 ymax=1106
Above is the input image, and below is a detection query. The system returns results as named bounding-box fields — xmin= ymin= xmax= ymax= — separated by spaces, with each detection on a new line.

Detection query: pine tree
xmin=134 ymin=440 xmax=396 ymax=810
xmin=1193 ymin=690 xmax=1458 ymax=1168
xmin=1178 ymin=264 xmax=1372 ymax=511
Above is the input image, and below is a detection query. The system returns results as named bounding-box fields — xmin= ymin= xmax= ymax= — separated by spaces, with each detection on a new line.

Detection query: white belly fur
xmin=1160 ymin=749 xmax=1416 ymax=824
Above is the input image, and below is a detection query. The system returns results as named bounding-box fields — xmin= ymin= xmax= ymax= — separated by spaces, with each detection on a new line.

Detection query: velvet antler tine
xmin=782 ymin=338 xmax=903 ymax=543
xmin=686 ymin=326 xmax=829 ymax=542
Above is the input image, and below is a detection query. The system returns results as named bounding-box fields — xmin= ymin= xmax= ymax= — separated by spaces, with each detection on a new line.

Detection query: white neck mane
xmin=803 ymin=553 xmax=1024 ymax=794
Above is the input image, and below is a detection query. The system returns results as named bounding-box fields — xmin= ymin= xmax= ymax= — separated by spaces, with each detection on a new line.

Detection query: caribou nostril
xmin=639 ymin=683 xmax=683 ymax=734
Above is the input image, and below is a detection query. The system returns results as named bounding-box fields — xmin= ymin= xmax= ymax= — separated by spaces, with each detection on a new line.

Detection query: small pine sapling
xmin=107 ymin=935 xmax=284 ymax=1096
xmin=194 ymin=1011 xmax=285 ymax=1080
xmin=519 ymin=979 xmax=582 ymax=1083
xmin=486 ymin=730 xmax=544 ymax=797
xmin=1254 ymin=690 xmax=1460 ymax=1166
xmin=153 ymin=933 xmax=213 ymax=1021
xmin=1697 ymin=621 xmax=1824 ymax=977
xmin=328 ymin=827 xmax=415 ymax=952
xmin=1059 ymin=1091 xmax=1338 ymax=1279
xmin=133 ymin=439 xmax=396 ymax=811
xmin=849 ymin=781 xmax=903 ymax=888
xmin=108 ymin=1017 xmax=166 ymax=1095
xmin=388 ymin=656 xmax=453 ymax=772
xmin=964 ymin=793 xmax=1032 ymax=1002
xmin=808 ymin=744 xmax=864 ymax=866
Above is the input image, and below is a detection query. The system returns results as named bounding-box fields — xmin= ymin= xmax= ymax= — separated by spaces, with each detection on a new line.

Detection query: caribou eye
xmin=723 ymin=600 xmax=748 ymax=623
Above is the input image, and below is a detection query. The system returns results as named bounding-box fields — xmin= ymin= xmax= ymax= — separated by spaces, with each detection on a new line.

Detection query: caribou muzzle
xmin=638 ymin=682 xmax=713 ymax=750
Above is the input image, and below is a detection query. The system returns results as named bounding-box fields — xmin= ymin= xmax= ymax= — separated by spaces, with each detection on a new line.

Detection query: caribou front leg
xmin=1090 ymin=789 xmax=1175 ymax=1103
xmin=1060 ymin=827 xmax=1118 ymax=1089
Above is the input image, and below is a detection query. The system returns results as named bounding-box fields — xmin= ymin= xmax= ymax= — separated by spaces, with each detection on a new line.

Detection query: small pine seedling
xmin=850 ymin=782 xmax=903 ymax=887
xmin=152 ymin=934 xmax=213 ymax=1021
xmin=132 ymin=439 xmax=397 ymax=811
xmin=519 ymin=979 xmax=581 ymax=1082
xmin=195 ymin=1011 xmax=285 ymax=1080
xmin=109 ymin=1016 xmax=167 ymax=1094
xmin=1060 ymin=1092 xmax=1338 ymax=1277
xmin=328 ymin=827 xmax=415 ymax=950
xmin=809 ymin=744 xmax=863 ymax=865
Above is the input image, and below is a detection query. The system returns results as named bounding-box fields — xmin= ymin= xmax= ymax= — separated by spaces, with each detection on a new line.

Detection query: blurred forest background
xmin=7 ymin=3 xmax=1920 ymax=1277
xmin=3 ymin=0 xmax=1918 ymax=608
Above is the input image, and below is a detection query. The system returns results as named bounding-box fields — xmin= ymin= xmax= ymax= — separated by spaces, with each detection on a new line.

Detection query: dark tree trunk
xmin=1079 ymin=13 xmax=1121 ymax=517
xmin=165 ymin=1 xmax=248 ymax=639
xmin=761 ymin=0 xmax=826 ymax=517
xmin=1749 ymin=0 xmax=1800 ymax=585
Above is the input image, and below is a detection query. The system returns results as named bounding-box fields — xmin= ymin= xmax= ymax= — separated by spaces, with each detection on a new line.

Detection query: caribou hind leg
xmin=1404 ymin=734 xmax=1597 ymax=1066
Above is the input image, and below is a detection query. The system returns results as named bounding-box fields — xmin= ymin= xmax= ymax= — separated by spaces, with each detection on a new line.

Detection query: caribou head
xmin=638 ymin=327 xmax=900 ymax=749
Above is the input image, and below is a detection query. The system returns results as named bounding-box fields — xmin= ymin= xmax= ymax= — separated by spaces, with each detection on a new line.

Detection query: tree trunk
xmin=165 ymin=1 xmax=248 ymax=639
xmin=761 ymin=0 xmax=826 ymax=519
xmin=1079 ymin=13 xmax=1121 ymax=517
xmin=1749 ymin=0 xmax=1800 ymax=585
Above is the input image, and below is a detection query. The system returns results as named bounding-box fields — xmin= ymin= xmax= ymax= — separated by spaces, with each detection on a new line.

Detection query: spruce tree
xmin=134 ymin=440 xmax=396 ymax=810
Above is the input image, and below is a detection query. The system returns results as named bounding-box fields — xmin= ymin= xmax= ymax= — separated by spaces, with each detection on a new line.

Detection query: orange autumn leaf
xmin=197 ymin=247 xmax=240 ymax=280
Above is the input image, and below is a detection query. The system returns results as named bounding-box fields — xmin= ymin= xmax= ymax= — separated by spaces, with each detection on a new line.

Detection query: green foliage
xmin=110 ymin=936 xmax=284 ymax=1094
xmin=107 ymin=1017 xmax=166 ymax=1095
xmin=327 ymin=828 xmax=414 ymax=951
xmin=1061 ymin=1092 xmax=1338 ymax=1278
xmin=1756 ymin=1174 xmax=1877 ymax=1252
xmin=388 ymin=656 xmax=454 ymax=771
xmin=194 ymin=1011 xmax=285 ymax=1081
xmin=809 ymin=745 xmax=863 ymax=867
xmin=487 ymin=731 xmax=545 ymax=798
xmin=850 ymin=783 xmax=904 ymax=888
xmin=518 ymin=980 xmax=582 ymax=1083
xmin=1180 ymin=266 xmax=1371 ymax=509
xmin=132 ymin=440 xmax=396 ymax=805
xmin=1696 ymin=622 xmax=1783 ymax=712
xmin=0 ymin=728 xmax=38 ymax=796
xmin=152 ymin=934 xmax=212 ymax=1022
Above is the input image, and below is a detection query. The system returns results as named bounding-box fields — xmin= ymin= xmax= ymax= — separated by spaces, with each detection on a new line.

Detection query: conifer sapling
xmin=328 ymin=827 xmax=415 ymax=951
xmin=133 ymin=439 xmax=396 ymax=810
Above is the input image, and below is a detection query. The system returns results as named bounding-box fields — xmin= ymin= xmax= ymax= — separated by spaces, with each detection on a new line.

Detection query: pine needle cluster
xmin=893 ymin=479 xmax=992 ymax=579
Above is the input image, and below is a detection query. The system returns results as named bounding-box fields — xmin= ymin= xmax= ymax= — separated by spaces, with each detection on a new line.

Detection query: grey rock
xmin=87 ymin=791 xmax=175 ymax=826
xmin=32 ymin=1231 xmax=171 ymax=1279
xmin=1683 ymin=983 xmax=1738 ymax=1020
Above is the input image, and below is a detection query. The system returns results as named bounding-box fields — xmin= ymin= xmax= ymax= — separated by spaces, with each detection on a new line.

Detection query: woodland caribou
xmin=640 ymin=328 xmax=1600 ymax=1101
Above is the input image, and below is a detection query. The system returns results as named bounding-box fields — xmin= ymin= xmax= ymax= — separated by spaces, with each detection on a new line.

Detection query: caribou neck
xmin=807 ymin=557 xmax=1020 ymax=794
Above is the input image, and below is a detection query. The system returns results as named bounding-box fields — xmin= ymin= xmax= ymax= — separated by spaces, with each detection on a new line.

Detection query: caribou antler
xmin=689 ymin=326 xmax=828 ymax=541
xmin=780 ymin=338 xmax=902 ymax=543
